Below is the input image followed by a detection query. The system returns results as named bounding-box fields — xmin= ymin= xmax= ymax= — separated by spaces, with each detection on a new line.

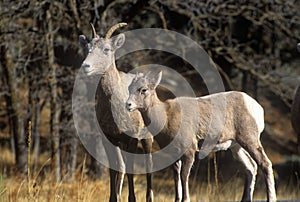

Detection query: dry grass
xmin=0 ymin=146 xmax=299 ymax=202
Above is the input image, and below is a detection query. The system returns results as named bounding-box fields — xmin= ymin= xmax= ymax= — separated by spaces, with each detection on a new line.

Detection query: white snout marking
xmin=126 ymin=101 xmax=137 ymax=112
xmin=127 ymin=107 xmax=135 ymax=112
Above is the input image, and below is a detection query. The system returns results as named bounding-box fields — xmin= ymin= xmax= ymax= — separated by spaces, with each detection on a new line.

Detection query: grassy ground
xmin=0 ymin=147 xmax=299 ymax=202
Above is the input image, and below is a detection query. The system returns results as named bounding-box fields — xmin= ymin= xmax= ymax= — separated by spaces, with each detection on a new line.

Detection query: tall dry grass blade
xmin=16 ymin=179 xmax=25 ymax=200
xmin=27 ymin=121 xmax=32 ymax=198
xmin=213 ymin=153 xmax=219 ymax=201
xmin=80 ymin=154 xmax=86 ymax=185
xmin=78 ymin=154 xmax=87 ymax=202
xmin=0 ymin=173 xmax=6 ymax=201
xmin=207 ymin=156 xmax=211 ymax=196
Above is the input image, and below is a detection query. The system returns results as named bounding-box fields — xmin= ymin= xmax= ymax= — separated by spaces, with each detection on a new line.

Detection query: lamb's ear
xmin=152 ymin=71 xmax=162 ymax=89
xmin=144 ymin=71 xmax=152 ymax=79
xmin=297 ymin=43 xmax=300 ymax=53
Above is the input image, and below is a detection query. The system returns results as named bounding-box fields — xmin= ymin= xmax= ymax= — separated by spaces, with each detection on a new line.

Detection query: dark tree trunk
xmin=46 ymin=3 xmax=61 ymax=181
xmin=58 ymin=63 xmax=78 ymax=181
xmin=32 ymin=92 xmax=41 ymax=165
xmin=291 ymin=85 xmax=300 ymax=153
xmin=65 ymin=137 xmax=78 ymax=180
xmin=1 ymin=46 xmax=27 ymax=175
xmin=27 ymin=75 xmax=41 ymax=165
xmin=60 ymin=113 xmax=78 ymax=181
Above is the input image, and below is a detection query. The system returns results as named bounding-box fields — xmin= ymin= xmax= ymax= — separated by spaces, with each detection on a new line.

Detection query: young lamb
xmin=126 ymin=71 xmax=277 ymax=202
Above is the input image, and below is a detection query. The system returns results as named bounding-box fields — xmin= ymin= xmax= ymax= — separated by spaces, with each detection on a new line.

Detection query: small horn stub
xmin=90 ymin=23 xmax=99 ymax=39
xmin=105 ymin=22 xmax=127 ymax=39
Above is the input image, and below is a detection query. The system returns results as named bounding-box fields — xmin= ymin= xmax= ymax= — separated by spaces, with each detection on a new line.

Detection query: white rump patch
xmin=242 ymin=93 xmax=265 ymax=133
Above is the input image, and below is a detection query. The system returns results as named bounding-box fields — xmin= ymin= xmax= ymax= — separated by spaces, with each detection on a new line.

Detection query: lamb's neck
xmin=148 ymin=92 xmax=163 ymax=110
xmin=140 ymin=93 xmax=166 ymax=131
xmin=100 ymin=63 xmax=120 ymax=96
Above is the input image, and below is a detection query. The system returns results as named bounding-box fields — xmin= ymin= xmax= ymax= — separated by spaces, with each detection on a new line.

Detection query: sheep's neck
xmin=100 ymin=63 xmax=120 ymax=96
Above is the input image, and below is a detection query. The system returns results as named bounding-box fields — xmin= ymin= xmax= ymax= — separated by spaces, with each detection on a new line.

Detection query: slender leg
xmin=145 ymin=172 xmax=153 ymax=202
xmin=108 ymin=169 xmax=124 ymax=202
xmin=116 ymin=171 xmax=125 ymax=201
xmin=181 ymin=151 xmax=194 ymax=202
xmin=125 ymin=138 xmax=138 ymax=202
xmin=127 ymin=173 xmax=135 ymax=202
xmin=109 ymin=169 xmax=118 ymax=202
xmin=254 ymin=146 xmax=276 ymax=202
xmin=237 ymin=137 xmax=277 ymax=202
xmin=141 ymin=138 xmax=154 ymax=202
xmin=173 ymin=160 xmax=182 ymax=202
xmin=231 ymin=144 xmax=257 ymax=202
xmin=103 ymin=136 xmax=125 ymax=202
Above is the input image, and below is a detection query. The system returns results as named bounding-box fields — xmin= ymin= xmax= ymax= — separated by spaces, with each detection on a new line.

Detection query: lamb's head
xmin=79 ymin=23 xmax=127 ymax=75
xmin=126 ymin=71 xmax=162 ymax=112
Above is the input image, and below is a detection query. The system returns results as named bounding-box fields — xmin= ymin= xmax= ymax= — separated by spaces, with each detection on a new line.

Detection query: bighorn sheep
xmin=126 ymin=71 xmax=277 ymax=202
xmin=79 ymin=23 xmax=153 ymax=202
xmin=292 ymin=43 xmax=300 ymax=153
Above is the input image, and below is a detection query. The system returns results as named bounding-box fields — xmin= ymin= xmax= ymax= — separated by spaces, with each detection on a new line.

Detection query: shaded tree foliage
xmin=0 ymin=0 xmax=299 ymax=178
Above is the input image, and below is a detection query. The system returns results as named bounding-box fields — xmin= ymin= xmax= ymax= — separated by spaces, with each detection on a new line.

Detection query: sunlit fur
xmin=80 ymin=28 xmax=153 ymax=202
xmin=126 ymin=72 xmax=277 ymax=202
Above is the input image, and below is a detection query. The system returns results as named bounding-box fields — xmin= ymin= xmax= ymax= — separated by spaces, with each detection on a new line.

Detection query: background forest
xmin=0 ymin=0 xmax=300 ymax=201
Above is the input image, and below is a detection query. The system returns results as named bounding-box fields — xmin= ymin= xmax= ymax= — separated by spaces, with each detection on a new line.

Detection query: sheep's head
xmin=80 ymin=23 xmax=127 ymax=75
xmin=126 ymin=71 xmax=162 ymax=112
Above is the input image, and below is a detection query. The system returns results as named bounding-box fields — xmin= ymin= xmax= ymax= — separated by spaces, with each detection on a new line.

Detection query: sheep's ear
xmin=79 ymin=35 xmax=88 ymax=46
xmin=112 ymin=33 xmax=125 ymax=50
xmin=152 ymin=71 xmax=162 ymax=89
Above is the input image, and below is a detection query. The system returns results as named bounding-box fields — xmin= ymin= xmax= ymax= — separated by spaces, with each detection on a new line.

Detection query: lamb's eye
xmin=87 ymin=44 xmax=92 ymax=52
xmin=141 ymin=89 xmax=147 ymax=94
xmin=103 ymin=47 xmax=110 ymax=52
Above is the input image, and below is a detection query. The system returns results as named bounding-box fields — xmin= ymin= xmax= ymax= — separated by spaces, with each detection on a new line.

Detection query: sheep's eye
xmin=103 ymin=44 xmax=111 ymax=54
xmin=87 ymin=44 xmax=92 ymax=53
xmin=103 ymin=47 xmax=110 ymax=52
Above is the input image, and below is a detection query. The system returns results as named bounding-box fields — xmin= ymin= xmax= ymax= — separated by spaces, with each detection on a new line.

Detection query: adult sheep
xmin=79 ymin=23 xmax=153 ymax=202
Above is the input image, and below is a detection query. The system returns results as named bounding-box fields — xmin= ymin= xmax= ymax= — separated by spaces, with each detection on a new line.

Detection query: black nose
xmin=81 ymin=63 xmax=90 ymax=73
xmin=127 ymin=102 xmax=131 ymax=107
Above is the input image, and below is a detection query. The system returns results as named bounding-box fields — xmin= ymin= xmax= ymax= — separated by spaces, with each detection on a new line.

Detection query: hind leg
xmin=141 ymin=138 xmax=154 ymax=202
xmin=237 ymin=137 xmax=276 ymax=202
xmin=231 ymin=144 xmax=258 ymax=202
xmin=254 ymin=145 xmax=276 ymax=202
xmin=180 ymin=150 xmax=195 ymax=202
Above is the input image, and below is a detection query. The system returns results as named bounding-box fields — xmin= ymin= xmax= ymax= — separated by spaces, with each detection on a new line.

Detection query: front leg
xmin=173 ymin=160 xmax=182 ymax=202
xmin=109 ymin=169 xmax=124 ymax=202
xmin=123 ymin=137 xmax=138 ymax=202
xmin=141 ymin=138 xmax=154 ymax=202
xmin=103 ymin=136 xmax=125 ymax=202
